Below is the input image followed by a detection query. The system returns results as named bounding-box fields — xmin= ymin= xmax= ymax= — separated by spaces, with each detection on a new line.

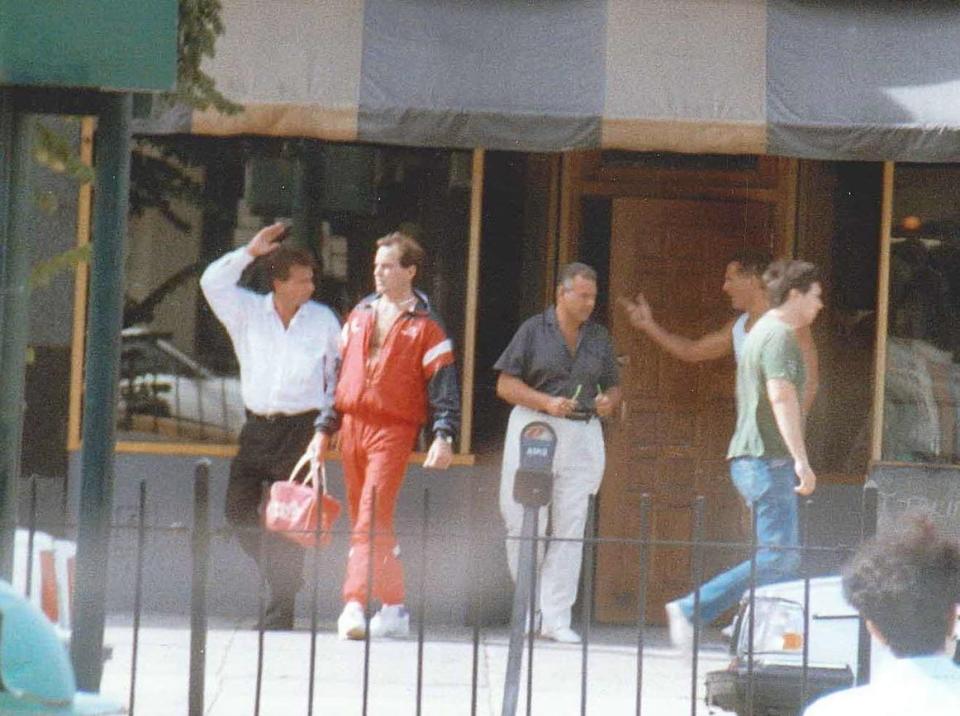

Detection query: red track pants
xmin=339 ymin=414 xmax=418 ymax=606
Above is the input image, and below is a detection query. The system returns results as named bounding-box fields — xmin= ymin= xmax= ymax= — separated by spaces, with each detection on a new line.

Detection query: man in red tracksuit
xmin=320 ymin=231 xmax=460 ymax=640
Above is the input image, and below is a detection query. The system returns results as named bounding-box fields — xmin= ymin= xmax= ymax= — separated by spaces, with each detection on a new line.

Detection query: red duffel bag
xmin=264 ymin=450 xmax=341 ymax=547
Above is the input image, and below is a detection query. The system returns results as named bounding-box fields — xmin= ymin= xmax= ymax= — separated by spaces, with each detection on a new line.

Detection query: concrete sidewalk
xmin=98 ymin=617 xmax=737 ymax=715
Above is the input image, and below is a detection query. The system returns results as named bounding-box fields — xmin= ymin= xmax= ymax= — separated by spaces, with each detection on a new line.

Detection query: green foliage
xmin=130 ymin=0 xmax=242 ymax=229
xmin=130 ymin=139 xmax=207 ymax=232
xmin=175 ymin=0 xmax=242 ymax=115
xmin=33 ymin=121 xmax=95 ymax=185
xmin=31 ymin=0 xmax=240 ymax=231
xmin=29 ymin=245 xmax=92 ymax=289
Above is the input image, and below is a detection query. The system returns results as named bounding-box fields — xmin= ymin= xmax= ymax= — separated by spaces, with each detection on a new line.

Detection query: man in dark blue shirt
xmin=494 ymin=262 xmax=621 ymax=644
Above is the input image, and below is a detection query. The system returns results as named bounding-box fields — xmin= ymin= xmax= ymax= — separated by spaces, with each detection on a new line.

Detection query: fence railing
xmin=7 ymin=466 xmax=922 ymax=716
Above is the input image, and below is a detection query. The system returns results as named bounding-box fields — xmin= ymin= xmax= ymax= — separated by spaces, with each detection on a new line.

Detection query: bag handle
xmin=287 ymin=450 xmax=319 ymax=491
xmin=286 ymin=449 xmax=329 ymax=495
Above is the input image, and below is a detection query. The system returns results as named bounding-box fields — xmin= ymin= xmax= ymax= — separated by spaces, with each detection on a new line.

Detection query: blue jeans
xmin=676 ymin=457 xmax=800 ymax=625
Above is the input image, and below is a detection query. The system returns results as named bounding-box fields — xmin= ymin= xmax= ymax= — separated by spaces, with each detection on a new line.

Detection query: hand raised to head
xmin=247 ymin=222 xmax=288 ymax=257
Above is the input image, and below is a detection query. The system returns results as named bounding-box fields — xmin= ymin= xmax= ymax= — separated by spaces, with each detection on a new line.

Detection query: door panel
xmin=596 ymin=197 xmax=775 ymax=624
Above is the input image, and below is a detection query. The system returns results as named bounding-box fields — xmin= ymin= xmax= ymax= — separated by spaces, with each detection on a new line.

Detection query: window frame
xmin=67 ymin=127 xmax=481 ymax=465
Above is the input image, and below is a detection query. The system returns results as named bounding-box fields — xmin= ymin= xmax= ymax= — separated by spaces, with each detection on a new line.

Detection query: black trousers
xmin=225 ymin=411 xmax=317 ymax=607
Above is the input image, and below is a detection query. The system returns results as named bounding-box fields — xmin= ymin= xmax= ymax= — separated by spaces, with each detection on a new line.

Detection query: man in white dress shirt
xmin=201 ymin=223 xmax=341 ymax=630
xmin=804 ymin=518 xmax=960 ymax=715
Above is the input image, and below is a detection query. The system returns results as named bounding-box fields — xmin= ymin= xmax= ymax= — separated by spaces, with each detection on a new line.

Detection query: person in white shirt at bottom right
xmin=804 ymin=516 xmax=960 ymax=715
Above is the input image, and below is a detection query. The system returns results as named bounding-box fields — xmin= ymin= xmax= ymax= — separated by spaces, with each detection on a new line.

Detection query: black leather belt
xmin=245 ymin=409 xmax=318 ymax=424
xmin=537 ymin=410 xmax=594 ymax=422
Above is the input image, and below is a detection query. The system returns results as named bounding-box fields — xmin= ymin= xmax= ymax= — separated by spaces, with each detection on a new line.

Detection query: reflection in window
xmin=119 ymin=327 xmax=244 ymax=442
xmin=116 ymin=138 xmax=471 ymax=445
xmin=883 ymin=164 xmax=960 ymax=464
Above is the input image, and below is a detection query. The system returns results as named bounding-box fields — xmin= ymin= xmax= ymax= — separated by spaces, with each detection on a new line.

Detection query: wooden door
xmin=595 ymin=198 xmax=775 ymax=624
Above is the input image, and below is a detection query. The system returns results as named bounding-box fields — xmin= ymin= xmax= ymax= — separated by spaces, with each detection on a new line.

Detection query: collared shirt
xmin=803 ymin=654 xmax=960 ymax=715
xmin=200 ymin=246 xmax=341 ymax=426
xmin=494 ymin=307 xmax=619 ymax=412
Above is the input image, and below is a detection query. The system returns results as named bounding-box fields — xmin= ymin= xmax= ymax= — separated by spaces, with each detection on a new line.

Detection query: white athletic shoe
xmin=369 ymin=604 xmax=410 ymax=639
xmin=540 ymin=625 xmax=582 ymax=644
xmin=665 ymin=600 xmax=694 ymax=652
xmin=337 ymin=601 xmax=366 ymax=641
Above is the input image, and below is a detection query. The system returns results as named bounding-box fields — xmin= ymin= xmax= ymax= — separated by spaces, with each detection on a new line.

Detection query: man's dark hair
xmin=557 ymin=262 xmax=597 ymax=289
xmin=729 ymin=248 xmax=773 ymax=278
xmin=265 ymin=246 xmax=317 ymax=283
xmin=763 ymin=259 xmax=820 ymax=307
xmin=377 ymin=231 xmax=425 ymax=272
xmin=842 ymin=516 xmax=960 ymax=658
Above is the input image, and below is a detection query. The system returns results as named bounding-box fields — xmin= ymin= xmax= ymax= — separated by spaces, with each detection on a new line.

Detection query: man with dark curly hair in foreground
xmin=804 ymin=517 xmax=960 ymax=715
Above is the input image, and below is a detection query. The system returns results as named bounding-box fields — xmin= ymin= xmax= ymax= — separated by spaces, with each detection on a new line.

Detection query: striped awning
xmin=145 ymin=0 xmax=960 ymax=161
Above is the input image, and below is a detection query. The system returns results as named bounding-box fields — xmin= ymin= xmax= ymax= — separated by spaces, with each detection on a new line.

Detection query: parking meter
xmin=512 ymin=421 xmax=556 ymax=507
xmin=502 ymin=421 xmax=557 ymax=716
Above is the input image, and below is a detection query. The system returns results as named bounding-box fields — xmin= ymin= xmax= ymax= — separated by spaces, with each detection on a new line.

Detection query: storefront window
xmin=98 ymin=138 xmax=472 ymax=448
xmin=883 ymin=164 xmax=960 ymax=464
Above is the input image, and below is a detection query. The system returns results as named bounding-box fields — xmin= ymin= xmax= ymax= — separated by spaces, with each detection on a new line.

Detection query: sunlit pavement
xmin=98 ymin=617 xmax=737 ymax=715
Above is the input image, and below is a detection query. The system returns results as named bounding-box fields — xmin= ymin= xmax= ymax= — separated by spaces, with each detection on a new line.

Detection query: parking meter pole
xmin=71 ymin=92 xmax=132 ymax=691
xmin=0 ymin=99 xmax=34 ymax=580
xmin=501 ymin=422 xmax=556 ymax=716
xmin=502 ymin=504 xmax=537 ymax=716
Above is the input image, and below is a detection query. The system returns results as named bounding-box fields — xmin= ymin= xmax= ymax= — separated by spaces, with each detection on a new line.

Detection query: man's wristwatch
xmin=435 ymin=431 xmax=454 ymax=445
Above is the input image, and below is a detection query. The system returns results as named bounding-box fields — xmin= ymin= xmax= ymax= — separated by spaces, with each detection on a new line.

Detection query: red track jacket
xmin=334 ymin=292 xmax=460 ymax=438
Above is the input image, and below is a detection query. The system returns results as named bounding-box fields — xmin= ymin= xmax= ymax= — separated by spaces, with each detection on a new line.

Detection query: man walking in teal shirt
xmin=666 ymin=259 xmax=824 ymax=649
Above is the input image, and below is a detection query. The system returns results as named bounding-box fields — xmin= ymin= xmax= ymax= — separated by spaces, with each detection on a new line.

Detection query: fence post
xmin=800 ymin=497 xmax=813 ymax=709
xmin=189 ymin=460 xmax=210 ymax=716
xmin=306 ymin=472 xmax=324 ymax=716
xmin=361 ymin=488 xmax=377 ymax=716
xmin=689 ymin=496 xmax=705 ymax=716
xmin=254 ymin=481 xmax=269 ymax=716
xmin=634 ymin=493 xmax=652 ymax=716
xmin=128 ymin=481 xmax=148 ymax=715
xmin=856 ymin=483 xmax=879 ymax=685
xmin=25 ymin=475 xmax=37 ymax=597
xmin=746 ymin=502 xmax=759 ymax=716
xmin=416 ymin=489 xmax=431 ymax=716
xmin=580 ymin=494 xmax=596 ymax=716
xmin=469 ymin=484 xmax=482 ymax=716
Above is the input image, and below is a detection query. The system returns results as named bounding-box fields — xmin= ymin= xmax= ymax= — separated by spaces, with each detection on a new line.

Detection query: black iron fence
xmin=10 ymin=465 xmax=936 ymax=716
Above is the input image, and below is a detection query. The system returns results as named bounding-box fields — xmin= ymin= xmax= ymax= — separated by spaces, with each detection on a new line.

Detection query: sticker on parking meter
xmin=518 ymin=422 xmax=557 ymax=472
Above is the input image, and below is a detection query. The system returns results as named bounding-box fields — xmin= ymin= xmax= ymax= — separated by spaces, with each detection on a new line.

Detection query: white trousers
xmin=499 ymin=404 xmax=605 ymax=631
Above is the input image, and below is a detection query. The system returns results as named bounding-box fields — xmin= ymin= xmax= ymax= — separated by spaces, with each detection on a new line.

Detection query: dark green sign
xmin=0 ymin=0 xmax=176 ymax=91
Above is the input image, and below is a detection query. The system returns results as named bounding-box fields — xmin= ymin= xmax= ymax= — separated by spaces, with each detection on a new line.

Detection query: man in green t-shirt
xmin=666 ymin=259 xmax=823 ymax=650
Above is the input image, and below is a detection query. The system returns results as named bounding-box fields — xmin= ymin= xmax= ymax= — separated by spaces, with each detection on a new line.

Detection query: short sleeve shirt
xmin=494 ymin=307 xmax=619 ymax=412
xmin=727 ymin=313 xmax=805 ymax=459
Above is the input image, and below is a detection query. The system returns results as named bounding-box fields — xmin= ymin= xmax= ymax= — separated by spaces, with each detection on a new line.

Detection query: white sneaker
xmin=369 ymin=604 xmax=410 ymax=639
xmin=337 ymin=601 xmax=366 ymax=640
xmin=540 ymin=625 xmax=581 ymax=644
xmin=665 ymin=600 xmax=694 ymax=652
